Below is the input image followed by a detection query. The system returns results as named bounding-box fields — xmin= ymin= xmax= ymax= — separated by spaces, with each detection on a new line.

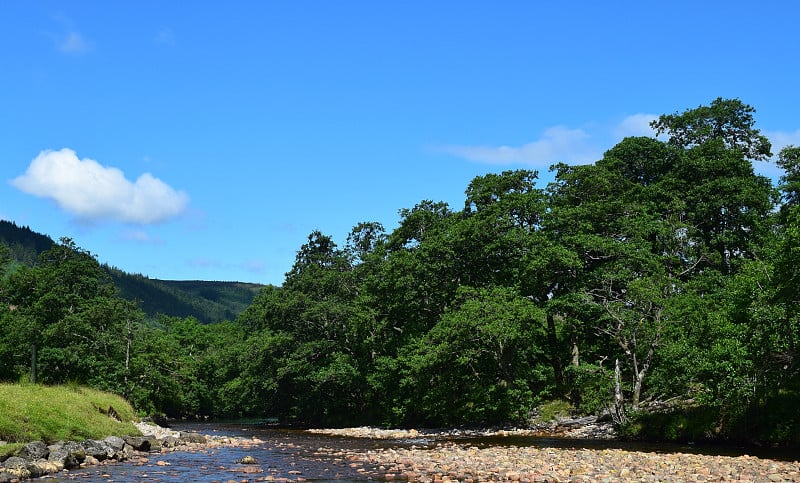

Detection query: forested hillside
xmin=0 ymin=220 xmax=55 ymax=267
xmin=108 ymin=269 xmax=263 ymax=323
xmin=1 ymin=99 xmax=797 ymax=445
xmin=0 ymin=220 xmax=261 ymax=323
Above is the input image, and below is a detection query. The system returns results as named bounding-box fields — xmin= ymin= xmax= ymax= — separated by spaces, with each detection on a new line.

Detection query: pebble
xmin=330 ymin=443 xmax=800 ymax=482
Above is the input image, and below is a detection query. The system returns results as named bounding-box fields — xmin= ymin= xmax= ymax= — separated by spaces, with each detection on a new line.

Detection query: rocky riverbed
xmin=328 ymin=442 xmax=800 ymax=482
xmin=0 ymin=422 xmax=264 ymax=483
xmin=3 ymin=421 xmax=798 ymax=482
xmin=308 ymin=425 xmax=800 ymax=482
xmin=307 ymin=415 xmax=616 ymax=440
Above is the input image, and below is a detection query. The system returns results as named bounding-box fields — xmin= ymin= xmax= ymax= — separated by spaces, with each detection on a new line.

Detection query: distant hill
xmin=107 ymin=268 xmax=264 ymax=323
xmin=0 ymin=219 xmax=56 ymax=266
xmin=0 ymin=219 xmax=264 ymax=323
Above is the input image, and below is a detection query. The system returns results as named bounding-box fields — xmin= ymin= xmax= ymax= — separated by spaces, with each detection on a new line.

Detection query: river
xmin=41 ymin=423 xmax=798 ymax=482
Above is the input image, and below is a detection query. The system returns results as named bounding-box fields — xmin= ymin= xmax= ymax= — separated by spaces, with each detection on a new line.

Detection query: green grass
xmin=0 ymin=383 xmax=141 ymax=444
xmin=532 ymin=399 xmax=573 ymax=423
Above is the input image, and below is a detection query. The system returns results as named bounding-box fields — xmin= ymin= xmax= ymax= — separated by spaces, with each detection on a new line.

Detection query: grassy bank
xmin=0 ymin=383 xmax=140 ymax=445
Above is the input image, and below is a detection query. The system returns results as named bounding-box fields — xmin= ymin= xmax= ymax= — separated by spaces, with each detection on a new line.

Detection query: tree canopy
xmin=1 ymin=98 xmax=797 ymax=445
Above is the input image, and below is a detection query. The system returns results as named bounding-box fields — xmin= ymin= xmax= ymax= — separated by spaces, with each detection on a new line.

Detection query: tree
xmin=777 ymin=145 xmax=800 ymax=212
xmin=3 ymin=238 xmax=136 ymax=385
xmin=345 ymin=221 xmax=386 ymax=264
xmin=651 ymin=97 xmax=772 ymax=161
xmin=395 ymin=286 xmax=547 ymax=424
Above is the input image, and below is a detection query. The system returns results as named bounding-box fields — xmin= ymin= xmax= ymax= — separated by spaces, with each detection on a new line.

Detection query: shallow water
xmin=41 ymin=423 xmax=798 ymax=482
xmin=44 ymin=423 xmax=395 ymax=482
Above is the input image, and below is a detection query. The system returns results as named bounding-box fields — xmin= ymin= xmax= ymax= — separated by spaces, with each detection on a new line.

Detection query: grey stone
xmin=0 ymin=457 xmax=31 ymax=479
xmin=48 ymin=441 xmax=86 ymax=469
xmin=161 ymin=435 xmax=181 ymax=447
xmin=120 ymin=443 xmax=136 ymax=460
xmin=18 ymin=440 xmax=49 ymax=460
xmin=103 ymin=435 xmax=125 ymax=451
xmin=179 ymin=432 xmax=207 ymax=444
xmin=81 ymin=440 xmax=113 ymax=461
xmin=123 ymin=435 xmax=159 ymax=452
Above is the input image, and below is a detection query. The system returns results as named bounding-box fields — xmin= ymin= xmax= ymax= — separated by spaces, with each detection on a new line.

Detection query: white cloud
xmin=766 ymin=129 xmax=800 ymax=153
xmin=57 ymin=31 xmax=89 ymax=54
xmin=11 ymin=148 xmax=189 ymax=224
xmin=614 ymin=113 xmax=658 ymax=138
xmin=435 ymin=126 xmax=599 ymax=168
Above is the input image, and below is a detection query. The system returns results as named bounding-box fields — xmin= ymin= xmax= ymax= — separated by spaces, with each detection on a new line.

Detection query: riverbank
xmin=335 ymin=441 xmax=800 ymax=482
xmin=0 ymin=422 xmax=264 ymax=482
xmin=307 ymin=426 xmax=800 ymax=482
xmin=4 ymin=419 xmax=798 ymax=482
xmin=307 ymin=415 xmax=616 ymax=440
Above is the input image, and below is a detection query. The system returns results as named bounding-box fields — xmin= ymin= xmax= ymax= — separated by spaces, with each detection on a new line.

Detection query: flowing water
xmin=41 ymin=423 xmax=798 ymax=482
xmin=44 ymin=423 xmax=405 ymax=482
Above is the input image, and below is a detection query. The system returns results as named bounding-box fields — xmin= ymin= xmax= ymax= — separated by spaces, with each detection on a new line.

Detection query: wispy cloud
xmin=154 ymin=27 xmax=176 ymax=47
xmin=613 ymin=113 xmax=658 ymax=138
xmin=120 ymin=229 xmax=165 ymax=245
xmin=241 ymin=259 xmax=267 ymax=273
xmin=435 ymin=126 xmax=598 ymax=168
xmin=766 ymin=129 xmax=800 ymax=153
xmin=434 ymin=114 xmax=662 ymax=168
xmin=57 ymin=31 xmax=89 ymax=54
xmin=46 ymin=14 xmax=91 ymax=54
xmin=11 ymin=148 xmax=189 ymax=225
xmin=756 ymin=129 xmax=800 ymax=181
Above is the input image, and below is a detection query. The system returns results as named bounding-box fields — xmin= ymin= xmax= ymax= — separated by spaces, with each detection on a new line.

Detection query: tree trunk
xmin=613 ymin=358 xmax=626 ymax=423
xmin=124 ymin=319 xmax=132 ymax=398
xmin=633 ymin=371 xmax=644 ymax=407
xmin=571 ymin=339 xmax=580 ymax=367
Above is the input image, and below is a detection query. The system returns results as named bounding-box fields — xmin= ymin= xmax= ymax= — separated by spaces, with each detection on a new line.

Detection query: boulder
xmin=81 ymin=439 xmax=114 ymax=461
xmin=1 ymin=456 xmax=31 ymax=479
xmin=123 ymin=435 xmax=159 ymax=452
xmin=103 ymin=435 xmax=126 ymax=452
xmin=48 ymin=441 xmax=86 ymax=469
xmin=179 ymin=432 xmax=207 ymax=444
xmin=17 ymin=441 xmax=49 ymax=460
xmin=160 ymin=435 xmax=181 ymax=448
xmin=120 ymin=443 xmax=137 ymax=460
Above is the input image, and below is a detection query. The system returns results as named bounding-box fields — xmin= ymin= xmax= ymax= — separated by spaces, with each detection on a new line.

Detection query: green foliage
xmin=564 ymin=364 xmax=614 ymax=414
xmin=0 ymin=99 xmax=797 ymax=445
xmin=618 ymin=406 xmax=720 ymax=442
xmin=394 ymin=287 xmax=549 ymax=425
xmin=533 ymin=399 xmax=572 ymax=422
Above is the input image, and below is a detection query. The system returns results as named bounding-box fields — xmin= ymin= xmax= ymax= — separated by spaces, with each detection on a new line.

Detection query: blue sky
xmin=2 ymin=1 xmax=799 ymax=286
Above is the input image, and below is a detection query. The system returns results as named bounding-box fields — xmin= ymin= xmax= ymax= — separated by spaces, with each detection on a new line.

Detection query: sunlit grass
xmin=532 ymin=399 xmax=573 ymax=423
xmin=0 ymin=383 xmax=140 ymax=443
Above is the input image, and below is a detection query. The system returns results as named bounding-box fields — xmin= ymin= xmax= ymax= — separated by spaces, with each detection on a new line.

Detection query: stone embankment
xmin=0 ymin=422 xmax=263 ymax=483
